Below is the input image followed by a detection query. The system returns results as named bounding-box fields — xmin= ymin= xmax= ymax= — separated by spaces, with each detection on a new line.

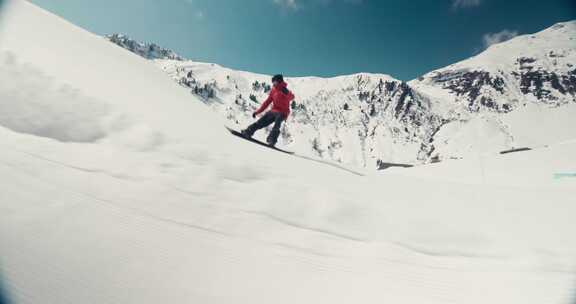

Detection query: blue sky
xmin=27 ymin=0 xmax=576 ymax=80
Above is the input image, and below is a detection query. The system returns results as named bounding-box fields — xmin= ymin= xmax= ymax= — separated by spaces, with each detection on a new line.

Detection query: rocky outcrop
xmin=106 ymin=34 xmax=184 ymax=61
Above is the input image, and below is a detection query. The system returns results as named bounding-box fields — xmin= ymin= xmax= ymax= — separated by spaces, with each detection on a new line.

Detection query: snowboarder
xmin=241 ymin=74 xmax=295 ymax=146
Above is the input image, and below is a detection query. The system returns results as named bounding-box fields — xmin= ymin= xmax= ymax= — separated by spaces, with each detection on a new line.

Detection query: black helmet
xmin=272 ymin=74 xmax=284 ymax=83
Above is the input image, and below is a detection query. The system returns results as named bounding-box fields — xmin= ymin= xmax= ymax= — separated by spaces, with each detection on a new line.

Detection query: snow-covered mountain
xmin=1 ymin=1 xmax=575 ymax=304
xmin=108 ymin=23 xmax=575 ymax=169
xmin=154 ymin=60 xmax=440 ymax=168
xmin=412 ymin=22 xmax=576 ymax=113
xmin=410 ymin=21 xmax=576 ymax=159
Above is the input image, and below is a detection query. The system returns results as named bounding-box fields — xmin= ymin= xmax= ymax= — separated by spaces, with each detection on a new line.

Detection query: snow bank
xmin=0 ymin=52 xmax=109 ymax=142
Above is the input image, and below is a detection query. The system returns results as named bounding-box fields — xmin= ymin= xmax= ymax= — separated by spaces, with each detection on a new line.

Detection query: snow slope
xmin=0 ymin=1 xmax=575 ymax=303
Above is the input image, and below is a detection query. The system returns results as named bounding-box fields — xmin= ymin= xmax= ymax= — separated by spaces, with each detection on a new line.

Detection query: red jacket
xmin=255 ymin=81 xmax=295 ymax=118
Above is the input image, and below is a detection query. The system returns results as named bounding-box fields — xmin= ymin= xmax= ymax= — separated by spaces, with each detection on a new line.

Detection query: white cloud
xmin=273 ymin=0 xmax=299 ymax=10
xmin=273 ymin=0 xmax=363 ymax=11
xmin=321 ymin=0 xmax=364 ymax=4
xmin=452 ymin=0 xmax=482 ymax=9
xmin=482 ymin=29 xmax=519 ymax=49
xmin=183 ymin=0 xmax=205 ymax=20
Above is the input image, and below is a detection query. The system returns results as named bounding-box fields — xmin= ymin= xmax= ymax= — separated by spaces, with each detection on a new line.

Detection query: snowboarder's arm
xmin=280 ymin=87 xmax=294 ymax=101
xmin=254 ymin=92 xmax=273 ymax=115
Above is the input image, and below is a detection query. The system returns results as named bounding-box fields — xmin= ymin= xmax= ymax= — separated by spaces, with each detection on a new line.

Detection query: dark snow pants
xmin=243 ymin=111 xmax=286 ymax=145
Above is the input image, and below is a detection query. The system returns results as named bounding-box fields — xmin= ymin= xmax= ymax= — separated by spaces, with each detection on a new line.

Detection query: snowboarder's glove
xmin=252 ymin=112 xmax=257 ymax=119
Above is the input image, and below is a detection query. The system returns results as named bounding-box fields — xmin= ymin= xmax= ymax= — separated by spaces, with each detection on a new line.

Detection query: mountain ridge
xmin=106 ymin=20 xmax=575 ymax=169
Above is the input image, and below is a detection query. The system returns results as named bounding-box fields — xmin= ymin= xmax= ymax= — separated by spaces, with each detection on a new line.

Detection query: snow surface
xmin=0 ymin=1 xmax=575 ymax=303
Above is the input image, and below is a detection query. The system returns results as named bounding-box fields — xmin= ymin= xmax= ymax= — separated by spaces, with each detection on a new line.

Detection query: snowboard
xmin=226 ymin=127 xmax=294 ymax=155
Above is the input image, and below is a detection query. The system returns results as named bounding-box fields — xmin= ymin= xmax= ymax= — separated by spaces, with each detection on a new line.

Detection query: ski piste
xmin=226 ymin=127 xmax=294 ymax=155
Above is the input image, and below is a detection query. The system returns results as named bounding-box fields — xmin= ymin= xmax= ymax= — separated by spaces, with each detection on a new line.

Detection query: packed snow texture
xmin=0 ymin=1 xmax=575 ymax=304
xmin=0 ymin=52 xmax=109 ymax=142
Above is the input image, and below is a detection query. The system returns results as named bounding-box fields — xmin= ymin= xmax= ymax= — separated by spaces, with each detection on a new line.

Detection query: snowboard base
xmin=226 ymin=127 xmax=294 ymax=155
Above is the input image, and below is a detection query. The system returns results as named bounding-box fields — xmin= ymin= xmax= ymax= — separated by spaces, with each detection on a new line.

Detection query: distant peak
xmin=105 ymin=33 xmax=186 ymax=61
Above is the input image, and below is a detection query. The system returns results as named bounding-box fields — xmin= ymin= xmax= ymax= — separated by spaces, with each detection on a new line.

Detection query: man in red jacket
xmin=241 ymin=74 xmax=295 ymax=146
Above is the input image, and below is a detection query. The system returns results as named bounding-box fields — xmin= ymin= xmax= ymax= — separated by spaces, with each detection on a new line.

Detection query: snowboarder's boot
xmin=240 ymin=129 xmax=253 ymax=139
xmin=266 ymin=127 xmax=280 ymax=147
